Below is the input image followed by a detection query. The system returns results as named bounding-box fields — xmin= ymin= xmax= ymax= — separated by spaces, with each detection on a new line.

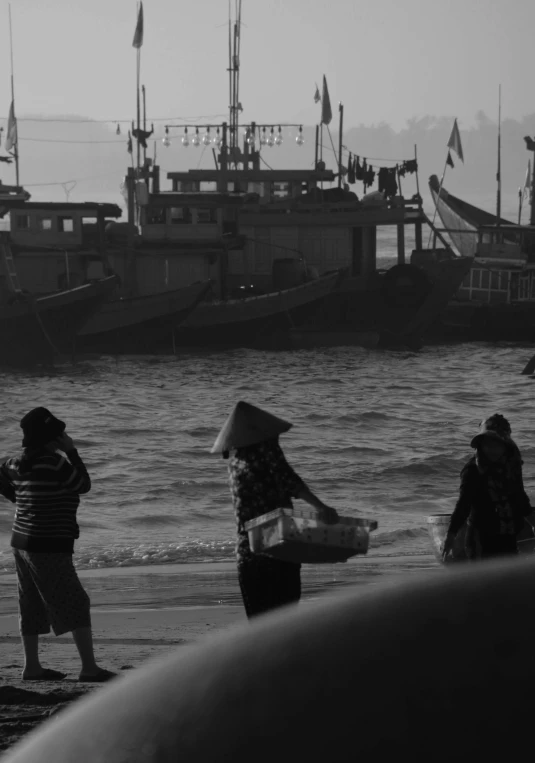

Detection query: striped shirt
xmin=0 ymin=448 xmax=91 ymax=553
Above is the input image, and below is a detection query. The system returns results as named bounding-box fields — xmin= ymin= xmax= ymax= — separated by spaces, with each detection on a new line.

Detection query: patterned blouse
xmin=228 ymin=438 xmax=304 ymax=561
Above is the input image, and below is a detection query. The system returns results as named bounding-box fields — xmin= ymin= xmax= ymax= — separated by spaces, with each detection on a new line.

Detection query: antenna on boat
xmin=496 ymin=84 xmax=501 ymax=226
xmin=8 ymin=4 xmax=20 ymax=186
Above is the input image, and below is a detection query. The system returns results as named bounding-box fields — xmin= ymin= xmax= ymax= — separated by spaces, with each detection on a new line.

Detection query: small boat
xmin=426 ymin=513 xmax=535 ymax=563
xmin=76 ymin=280 xmax=212 ymax=353
xmin=0 ymin=275 xmax=118 ymax=366
xmin=428 ymin=174 xmax=535 ymax=339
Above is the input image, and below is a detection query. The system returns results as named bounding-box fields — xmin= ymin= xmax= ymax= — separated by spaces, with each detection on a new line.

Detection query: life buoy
xmin=381 ymin=264 xmax=431 ymax=309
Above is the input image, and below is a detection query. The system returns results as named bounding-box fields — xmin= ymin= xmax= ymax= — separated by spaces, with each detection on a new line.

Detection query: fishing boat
xmin=3 ymin=201 xmax=213 ymax=355
xmin=122 ymin=2 xmax=470 ymax=350
xmin=0 ymin=191 xmax=119 ymax=364
xmin=428 ymin=174 xmax=535 ymax=339
xmin=0 ymin=270 xmax=118 ymax=365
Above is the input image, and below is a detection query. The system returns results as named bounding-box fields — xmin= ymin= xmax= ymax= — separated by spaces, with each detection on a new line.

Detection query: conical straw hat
xmin=211 ymin=401 xmax=292 ymax=454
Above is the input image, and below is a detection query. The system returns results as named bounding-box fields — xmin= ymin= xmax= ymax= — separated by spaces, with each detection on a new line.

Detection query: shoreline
xmin=0 ymin=553 xmax=439 ymax=615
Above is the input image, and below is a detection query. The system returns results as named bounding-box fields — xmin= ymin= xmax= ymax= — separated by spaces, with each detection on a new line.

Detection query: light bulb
xmin=192 ymin=128 xmax=201 ymax=147
xmin=275 ymin=126 xmax=283 ymax=146
xmin=213 ymin=128 xmax=222 ymax=147
xmin=267 ymin=128 xmax=275 ymax=147
xmin=246 ymin=129 xmax=255 ymax=146
xmin=260 ymin=127 xmax=267 ymax=146
xmin=182 ymin=127 xmax=189 ymax=147
xmin=203 ymin=129 xmax=211 ymax=146
xmin=296 ymin=126 xmax=304 ymax=146
xmin=116 ymin=123 xmax=121 ymax=135
xmin=162 ymin=126 xmax=171 ymax=147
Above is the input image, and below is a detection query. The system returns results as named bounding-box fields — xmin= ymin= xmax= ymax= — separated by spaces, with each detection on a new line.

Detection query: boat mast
xmin=496 ymin=84 xmax=501 ymax=225
xmin=8 ymin=5 xmax=20 ymax=186
xmin=228 ymin=0 xmax=242 ymax=156
xmin=337 ymin=102 xmax=344 ymax=188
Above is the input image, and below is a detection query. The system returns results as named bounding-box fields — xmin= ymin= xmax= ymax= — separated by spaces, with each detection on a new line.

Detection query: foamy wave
xmin=0 ymin=539 xmax=236 ymax=574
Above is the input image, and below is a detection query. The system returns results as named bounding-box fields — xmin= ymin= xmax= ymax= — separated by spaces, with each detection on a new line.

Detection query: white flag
xmin=5 ymin=100 xmax=17 ymax=153
xmin=447 ymin=118 xmax=464 ymax=163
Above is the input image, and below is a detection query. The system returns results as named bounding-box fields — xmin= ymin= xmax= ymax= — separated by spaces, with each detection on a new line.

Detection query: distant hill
xmin=1 ymin=111 xmax=533 ymax=214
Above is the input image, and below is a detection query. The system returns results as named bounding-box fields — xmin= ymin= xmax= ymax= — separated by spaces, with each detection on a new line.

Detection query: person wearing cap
xmin=212 ymin=401 xmax=339 ymax=618
xmin=0 ymin=407 xmax=115 ymax=682
xmin=442 ymin=414 xmax=532 ymax=561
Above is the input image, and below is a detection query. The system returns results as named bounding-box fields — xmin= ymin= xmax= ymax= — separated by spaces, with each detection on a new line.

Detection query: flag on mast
xmin=321 ymin=75 xmax=332 ymax=125
xmin=313 ymin=83 xmax=320 ymax=103
xmin=132 ymin=2 xmax=144 ymax=48
xmin=446 ymin=151 xmax=454 ymax=169
xmin=523 ymin=159 xmax=532 ymax=202
xmin=5 ymin=100 xmax=17 ymax=153
xmin=447 ymin=118 xmax=464 ymax=163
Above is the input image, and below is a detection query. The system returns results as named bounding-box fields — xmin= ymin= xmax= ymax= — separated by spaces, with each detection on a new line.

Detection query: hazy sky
xmin=1 ymin=0 xmax=534 ymax=135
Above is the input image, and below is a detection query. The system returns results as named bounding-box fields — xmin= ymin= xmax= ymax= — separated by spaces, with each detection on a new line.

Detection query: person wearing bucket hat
xmin=212 ymin=401 xmax=339 ymax=618
xmin=0 ymin=408 xmax=115 ymax=683
xmin=442 ymin=414 xmax=532 ymax=562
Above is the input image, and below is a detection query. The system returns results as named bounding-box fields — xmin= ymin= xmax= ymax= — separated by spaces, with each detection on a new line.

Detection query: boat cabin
xmin=5 ymin=202 xmax=122 ymax=294
xmin=456 ymin=225 xmax=535 ymax=305
xmin=126 ymin=150 xmax=429 ymax=298
xmin=475 ymin=224 xmax=535 ymax=266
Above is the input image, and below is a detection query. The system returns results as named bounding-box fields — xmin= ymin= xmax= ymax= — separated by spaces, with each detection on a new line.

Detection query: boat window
xmin=58 ymin=216 xmax=74 ymax=233
xmin=196 ymin=208 xmax=218 ymax=224
xmin=15 ymin=214 xmax=30 ymax=230
xmin=82 ymin=217 xmax=97 ymax=227
xmin=481 ymin=271 xmax=490 ymax=289
xmin=490 ymin=271 xmax=500 ymax=290
xmin=146 ymin=206 xmax=166 ymax=225
xmin=39 ymin=218 xmax=53 ymax=231
xmin=273 ymin=182 xmax=290 ymax=198
xmin=170 ymin=207 xmax=191 ymax=224
xmin=499 ymin=272 xmax=509 ymax=291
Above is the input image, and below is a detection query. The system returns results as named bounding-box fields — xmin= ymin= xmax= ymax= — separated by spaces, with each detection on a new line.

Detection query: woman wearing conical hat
xmin=442 ymin=414 xmax=532 ymax=562
xmin=212 ymin=401 xmax=338 ymax=618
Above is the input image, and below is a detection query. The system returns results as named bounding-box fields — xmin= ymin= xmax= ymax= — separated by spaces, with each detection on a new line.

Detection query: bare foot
xmin=78 ymin=668 xmax=116 ymax=683
xmin=22 ymin=668 xmax=67 ymax=681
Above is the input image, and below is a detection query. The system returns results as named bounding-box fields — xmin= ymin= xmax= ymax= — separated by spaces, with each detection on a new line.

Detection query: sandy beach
xmin=0 ymin=555 xmax=440 ymax=751
xmin=0 ymin=553 xmax=438 ymax=754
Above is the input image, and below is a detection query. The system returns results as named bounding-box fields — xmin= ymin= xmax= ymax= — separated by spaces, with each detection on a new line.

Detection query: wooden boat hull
xmin=76 ymin=281 xmax=212 ymax=354
xmin=173 ymin=271 xmax=340 ymax=347
xmin=427 ymin=513 xmax=535 ymax=563
xmin=290 ymin=255 xmax=471 ymax=348
xmin=0 ymin=276 xmax=118 ymax=366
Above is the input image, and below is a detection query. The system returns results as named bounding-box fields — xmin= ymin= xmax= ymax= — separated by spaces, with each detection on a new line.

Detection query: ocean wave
xmin=339 ymin=411 xmax=390 ymax=422
xmin=126 ymin=514 xmax=189 ymax=527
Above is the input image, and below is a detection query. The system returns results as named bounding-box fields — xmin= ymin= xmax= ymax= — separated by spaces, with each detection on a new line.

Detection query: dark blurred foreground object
xmin=5 ymin=557 xmax=535 ymax=762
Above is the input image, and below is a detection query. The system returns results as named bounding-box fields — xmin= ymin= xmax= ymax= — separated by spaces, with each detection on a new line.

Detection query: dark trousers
xmin=466 ymin=528 xmax=518 ymax=560
xmin=237 ymin=554 xmax=301 ymax=619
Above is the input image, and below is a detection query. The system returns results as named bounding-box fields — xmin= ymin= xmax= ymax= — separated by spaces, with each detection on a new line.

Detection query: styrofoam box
xmin=244 ymin=508 xmax=378 ymax=564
